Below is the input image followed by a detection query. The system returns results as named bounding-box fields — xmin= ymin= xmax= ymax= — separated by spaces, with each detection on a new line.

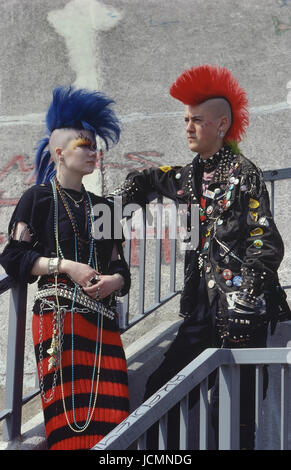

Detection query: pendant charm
xmin=47 ymin=333 xmax=59 ymax=370
xmin=47 ymin=345 xmax=59 ymax=356
xmin=48 ymin=357 xmax=57 ymax=371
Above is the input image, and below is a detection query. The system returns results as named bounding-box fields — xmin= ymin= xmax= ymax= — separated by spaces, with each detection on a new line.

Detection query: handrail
xmin=92 ymin=348 xmax=291 ymax=450
xmin=0 ymin=273 xmax=15 ymax=294
xmin=1 ymin=282 xmax=28 ymax=441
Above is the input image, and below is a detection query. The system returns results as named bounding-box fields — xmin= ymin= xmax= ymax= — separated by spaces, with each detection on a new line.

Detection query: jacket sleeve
xmin=238 ymin=166 xmax=284 ymax=296
xmin=108 ymin=166 xmax=184 ymax=206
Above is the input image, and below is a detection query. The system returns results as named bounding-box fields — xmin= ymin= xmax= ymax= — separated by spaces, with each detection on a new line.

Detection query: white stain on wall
xmin=47 ymin=0 xmax=122 ymax=90
xmin=47 ymin=0 xmax=122 ymax=193
xmin=287 ymin=81 xmax=291 ymax=105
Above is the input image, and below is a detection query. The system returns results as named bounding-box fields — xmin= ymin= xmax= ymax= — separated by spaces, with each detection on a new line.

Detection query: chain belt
xmin=35 ymin=285 xmax=116 ymax=321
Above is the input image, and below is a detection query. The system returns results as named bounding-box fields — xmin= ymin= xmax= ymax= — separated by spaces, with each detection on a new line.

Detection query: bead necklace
xmin=199 ymin=146 xmax=225 ymax=172
xmin=49 ymin=178 xmax=103 ymax=432
xmin=54 ymin=178 xmax=94 ymax=262
xmin=54 ymin=179 xmax=85 ymax=238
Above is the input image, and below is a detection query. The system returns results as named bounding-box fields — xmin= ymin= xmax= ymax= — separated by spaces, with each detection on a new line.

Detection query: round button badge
xmin=233 ymin=276 xmax=242 ymax=287
xmin=222 ymin=269 xmax=233 ymax=280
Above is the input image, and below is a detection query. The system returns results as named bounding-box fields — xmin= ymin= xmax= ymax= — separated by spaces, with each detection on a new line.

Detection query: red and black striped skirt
xmin=32 ymin=295 xmax=129 ymax=450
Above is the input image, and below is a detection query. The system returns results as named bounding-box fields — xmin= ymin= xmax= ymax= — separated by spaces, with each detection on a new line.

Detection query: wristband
xmin=48 ymin=257 xmax=60 ymax=275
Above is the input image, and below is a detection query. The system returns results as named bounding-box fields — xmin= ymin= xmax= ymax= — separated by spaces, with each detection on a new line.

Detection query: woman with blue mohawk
xmin=0 ymin=86 xmax=131 ymax=450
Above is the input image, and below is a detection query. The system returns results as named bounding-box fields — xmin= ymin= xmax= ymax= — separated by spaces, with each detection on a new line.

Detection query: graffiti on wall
xmin=273 ymin=15 xmax=291 ymax=34
xmin=276 ymin=0 xmax=291 ymax=7
xmin=272 ymin=0 xmax=291 ymax=34
xmin=0 ymin=150 xmax=173 ymax=265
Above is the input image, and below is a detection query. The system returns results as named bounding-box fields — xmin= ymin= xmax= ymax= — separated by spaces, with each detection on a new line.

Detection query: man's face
xmin=184 ymin=102 xmax=222 ymax=157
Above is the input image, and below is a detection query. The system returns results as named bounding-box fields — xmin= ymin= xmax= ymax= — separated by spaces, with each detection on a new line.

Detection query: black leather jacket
xmin=110 ymin=146 xmax=290 ymax=332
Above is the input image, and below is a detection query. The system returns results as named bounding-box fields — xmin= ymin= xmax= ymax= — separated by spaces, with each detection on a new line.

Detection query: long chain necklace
xmin=54 ymin=179 xmax=84 ymax=238
xmin=44 ymin=178 xmax=103 ymax=432
xmin=54 ymin=178 xmax=95 ymax=262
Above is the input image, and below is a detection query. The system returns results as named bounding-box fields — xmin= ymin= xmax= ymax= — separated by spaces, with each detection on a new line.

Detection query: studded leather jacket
xmin=110 ymin=146 xmax=290 ymax=331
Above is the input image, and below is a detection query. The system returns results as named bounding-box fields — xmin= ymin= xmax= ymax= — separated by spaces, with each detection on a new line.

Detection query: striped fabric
xmin=32 ymin=294 xmax=129 ymax=450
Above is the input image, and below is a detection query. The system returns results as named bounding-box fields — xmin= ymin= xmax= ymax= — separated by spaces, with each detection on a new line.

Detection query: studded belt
xmin=35 ymin=285 xmax=116 ymax=321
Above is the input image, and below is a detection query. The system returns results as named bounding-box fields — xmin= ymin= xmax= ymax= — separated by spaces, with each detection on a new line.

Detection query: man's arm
xmin=225 ymin=165 xmax=286 ymax=343
xmin=238 ymin=166 xmax=284 ymax=299
xmin=108 ymin=165 xmax=184 ymax=207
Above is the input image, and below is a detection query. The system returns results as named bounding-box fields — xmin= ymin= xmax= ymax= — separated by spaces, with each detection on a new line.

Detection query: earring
xmin=218 ymin=130 xmax=225 ymax=138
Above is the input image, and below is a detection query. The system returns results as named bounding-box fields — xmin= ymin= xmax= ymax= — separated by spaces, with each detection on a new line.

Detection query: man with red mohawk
xmin=111 ymin=65 xmax=290 ymax=449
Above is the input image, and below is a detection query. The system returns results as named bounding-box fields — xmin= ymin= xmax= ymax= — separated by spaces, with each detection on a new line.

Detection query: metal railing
xmin=119 ymin=193 xmax=188 ymax=331
xmin=0 ymin=193 xmax=183 ymax=442
xmin=92 ymin=348 xmax=291 ymax=450
xmin=0 ymin=167 xmax=291 ymax=445
xmin=263 ymin=167 xmax=291 ymax=217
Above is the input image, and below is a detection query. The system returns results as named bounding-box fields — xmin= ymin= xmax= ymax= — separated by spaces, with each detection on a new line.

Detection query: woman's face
xmin=60 ymin=129 xmax=97 ymax=176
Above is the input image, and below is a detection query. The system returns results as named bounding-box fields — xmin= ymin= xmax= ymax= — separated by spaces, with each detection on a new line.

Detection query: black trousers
xmin=144 ymin=281 xmax=268 ymax=450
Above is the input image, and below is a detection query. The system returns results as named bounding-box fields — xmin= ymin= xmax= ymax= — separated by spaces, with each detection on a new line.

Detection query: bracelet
xmin=48 ymin=257 xmax=60 ymax=275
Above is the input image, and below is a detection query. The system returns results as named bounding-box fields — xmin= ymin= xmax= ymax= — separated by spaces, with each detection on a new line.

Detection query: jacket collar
xmin=186 ymin=146 xmax=238 ymax=201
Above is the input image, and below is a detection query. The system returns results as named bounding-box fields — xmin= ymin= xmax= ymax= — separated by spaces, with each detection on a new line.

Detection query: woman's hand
xmin=59 ymin=259 xmax=99 ymax=287
xmin=83 ymin=274 xmax=124 ymax=300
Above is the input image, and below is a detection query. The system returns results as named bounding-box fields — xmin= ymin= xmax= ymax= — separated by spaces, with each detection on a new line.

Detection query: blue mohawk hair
xmin=35 ymin=86 xmax=121 ymax=184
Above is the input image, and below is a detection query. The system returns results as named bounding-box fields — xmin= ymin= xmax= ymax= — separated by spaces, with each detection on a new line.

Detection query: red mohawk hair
xmin=169 ymin=65 xmax=249 ymax=143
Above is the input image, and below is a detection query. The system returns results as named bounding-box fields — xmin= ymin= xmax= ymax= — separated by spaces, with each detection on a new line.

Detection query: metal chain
xmin=38 ymin=299 xmax=64 ymax=403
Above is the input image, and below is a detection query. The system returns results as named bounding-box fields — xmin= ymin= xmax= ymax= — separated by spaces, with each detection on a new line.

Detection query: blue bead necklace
xmin=51 ymin=178 xmax=103 ymax=433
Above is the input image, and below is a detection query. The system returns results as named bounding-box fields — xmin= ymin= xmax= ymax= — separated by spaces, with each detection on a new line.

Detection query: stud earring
xmin=218 ymin=130 xmax=225 ymax=138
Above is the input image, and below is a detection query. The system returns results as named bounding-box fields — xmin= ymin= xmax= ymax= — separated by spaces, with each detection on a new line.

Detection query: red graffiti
xmin=0 ymin=154 xmax=34 ymax=181
xmin=0 ymin=154 xmax=35 ymax=206
xmin=0 ymin=151 xmax=163 ymax=207
xmin=0 ymin=151 xmax=168 ymax=265
xmin=129 ymin=228 xmax=171 ymax=267
xmin=0 ymin=233 xmax=7 ymax=245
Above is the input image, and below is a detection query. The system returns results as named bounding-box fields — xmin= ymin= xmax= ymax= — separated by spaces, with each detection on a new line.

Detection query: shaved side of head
xmin=203 ymin=98 xmax=232 ymax=131
xmin=49 ymin=128 xmax=79 ymax=161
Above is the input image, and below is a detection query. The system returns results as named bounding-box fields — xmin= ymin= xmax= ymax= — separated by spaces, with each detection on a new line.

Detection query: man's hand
xmin=224 ymin=291 xmax=267 ymax=344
